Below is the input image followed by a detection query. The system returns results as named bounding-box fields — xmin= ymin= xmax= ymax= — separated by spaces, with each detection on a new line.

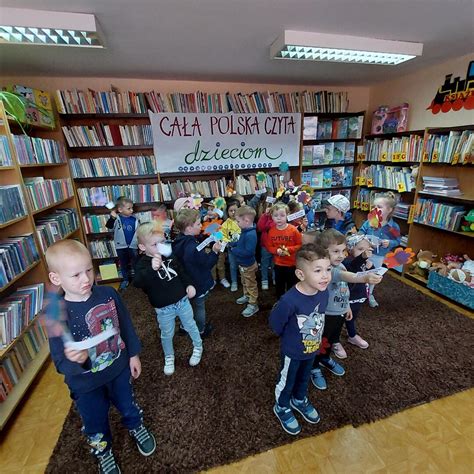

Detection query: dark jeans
xmin=313 ymin=314 xmax=345 ymax=367
xmin=72 ymin=367 xmax=142 ymax=454
xmin=117 ymin=247 xmax=137 ymax=282
xmin=190 ymin=292 xmax=209 ymax=333
xmin=275 ymin=264 xmax=297 ymax=299
xmin=275 ymin=354 xmax=315 ymax=409
xmin=345 ymin=302 xmax=363 ymax=338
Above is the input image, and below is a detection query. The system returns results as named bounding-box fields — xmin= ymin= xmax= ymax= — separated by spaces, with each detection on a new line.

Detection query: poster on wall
xmin=427 ymin=60 xmax=474 ymax=114
xmin=149 ymin=112 xmax=301 ymax=173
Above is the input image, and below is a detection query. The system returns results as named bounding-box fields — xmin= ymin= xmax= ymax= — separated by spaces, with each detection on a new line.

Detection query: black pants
xmin=275 ymin=264 xmax=297 ymax=299
xmin=313 ymin=314 xmax=345 ymax=367
xmin=117 ymin=247 xmax=137 ymax=282
xmin=345 ymin=301 xmax=364 ymax=338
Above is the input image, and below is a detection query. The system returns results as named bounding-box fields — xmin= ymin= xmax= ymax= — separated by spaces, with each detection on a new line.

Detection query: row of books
xmin=421 ymin=176 xmax=462 ymax=197
xmin=77 ymin=184 xmax=161 ymax=207
xmin=302 ymin=142 xmax=356 ymax=166
xmin=0 ymin=283 xmax=44 ymax=349
xmin=234 ymin=174 xmax=280 ymax=196
xmin=13 ymin=135 xmax=67 ymax=166
xmin=35 ymin=209 xmax=79 ymax=254
xmin=0 ymin=136 xmax=13 ymax=167
xmin=89 ymin=239 xmax=117 ymax=259
xmin=364 ymin=135 xmax=424 ymax=163
xmin=313 ymin=189 xmax=351 ymax=210
xmin=357 ymin=165 xmax=415 ymax=192
xmin=160 ymin=178 xmax=228 ymax=202
xmin=23 ymin=177 xmax=74 ymax=212
xmin=301 ymin=167 xmax=354 ymax=189
xmin=55 ymin=89 xmax=349 ymax=114
xmin=0 ymin=320 xmax=48 ymax=402
xmin=0 ymin=185 xmax=27 ymax=224
xmin=0 ymin=234 xmax=39 ymax=289
xmin=393 ymin=202 xmax=411 ymax=220
xmin=303 ymin=116 xmax=363 ymax=140
xmin=70 ymin=155 xmax=157 ymax=179
xmin=83 ymin=210 xmax=154 ymax=234
xmin=353 ymin=188 xmax=400 ymax=211
xmin=61 ymin=124 xmax=153 ymax=148
xmin=424 ymin=130 xmax=473 ymax=164
xmin=414 ymin=199 xmax=466 ymax=232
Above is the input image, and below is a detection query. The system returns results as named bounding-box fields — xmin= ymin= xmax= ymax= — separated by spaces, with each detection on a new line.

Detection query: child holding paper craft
xmin=288 ymin=200 xmax=308 ymax=233
xmin=257 ymin=200 xmax=276 ymax=291
xmin=311 ymin=230 xmax=383 ymax=388
xmin=105 ymin=196 xmax=139 ymax=290
xmin=359 ymin=192 xmax=401 ymax=307
xmin=267 ymin=203 xmax=303 ymax=298
xmin=133 ymin=222 xmax=203 ymax=376
xmin=321 ymin=194 xmax=356 ymax=235
xmin=221 ymin=199 xmax=241 ymax=291
xmin=173 ymin=209 xmax=222 ymax=338
xmin=228 ymin=205 xmax=259 ymax=317
xmin=45 ymin=240 xmax=155 ymax=473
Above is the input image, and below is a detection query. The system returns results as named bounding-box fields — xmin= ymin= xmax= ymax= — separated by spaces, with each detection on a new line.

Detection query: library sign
xmin=149 ymin=112 xmax=301 ymax=173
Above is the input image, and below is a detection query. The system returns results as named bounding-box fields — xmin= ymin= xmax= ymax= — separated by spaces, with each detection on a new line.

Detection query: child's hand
xmin=110 ymin=210 xmax=117 ymax=218
xmin=362 ymin=249 xmax=373 ymax=259
xmin=186 ymin=285 xmax=196 ymax=299
xmin=212 ymin=241 xmax=222 ymax=253
xmin=151 ymin=254 xmax=162 ymax=270
xmin=345 ymin=308 xmax=353 ymax=321
xmin=64 ymin=347 xmax=88 ymax=364
xmin=129 ymin=355 xmax=141 ymax=379
xmin=381 ymin=239 xmax=390 ymax=248
xmin=365 ymin=273 xmax=383 ymax=285
xmin=365 ymin=260 xmax=374 ymax=270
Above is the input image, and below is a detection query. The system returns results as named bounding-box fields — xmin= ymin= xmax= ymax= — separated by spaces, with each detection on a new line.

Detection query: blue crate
xmin=427 ymin=271 xmax=474 ymax=310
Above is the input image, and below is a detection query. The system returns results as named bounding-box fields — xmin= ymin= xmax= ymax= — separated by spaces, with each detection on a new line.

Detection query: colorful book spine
xmin=414 ymin=199 xmax=466 ymax=231
xmin=0 ymin=185 xmax=28 ymax=224
xmin=77 ymin=184 xmax=161 ymax=207
xmin=35 ymin=209 xmax=79 ymax=253
xmin=70 ymin=155 xmax=157 ymax=178
xmin=13 ymin=135 xmax=67 ymax=165
xmin=23 ymin=178 xmax=74 ymax=212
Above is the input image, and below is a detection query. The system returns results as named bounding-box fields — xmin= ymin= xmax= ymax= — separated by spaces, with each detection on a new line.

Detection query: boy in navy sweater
xmin=270 ymin=243 xmax=331 ymax=435
xmin=45 ymin=240 xmax=155 ymax=474
xmin=228 ymin=205 xmax=259 ymax=317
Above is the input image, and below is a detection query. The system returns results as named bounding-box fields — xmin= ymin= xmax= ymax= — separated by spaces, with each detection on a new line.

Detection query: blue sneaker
xmin=311 ymin=368 xmax=327 ymax=390
xmin=273 ymin=403 xmax=301 ymax=435
xmin=320 ymin=357 xmax=345 ymax=376
xmin=119 ymin=280 xmax=129 ymax=291
xmin=290 ymin=397 xmax=321 ymax=424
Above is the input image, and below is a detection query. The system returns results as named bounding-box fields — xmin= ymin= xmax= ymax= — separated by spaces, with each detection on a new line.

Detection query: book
xmin=333 ymin=142 xmax=345 ymax=164
xmin=310 ymin=170 xmax=324 ymax=188
xmin=99 ymin=263 xmax=119 ymax=281
xmin=324 ymin=143 xmax=334 ymax=164
xmin=323 ymin=168 xmax=333 ymax=188
xmin=302 ymin=146 xmax=313 ymax=166
xmin=344 ymin=142 xmax=356 ymax=163
xmin=312 ymin=145 xmax=325 ymax=165
xmin=331 ymin=167 xmax=345 ymax=187
xmin=303 ymin=116 xmax=318 ymax=139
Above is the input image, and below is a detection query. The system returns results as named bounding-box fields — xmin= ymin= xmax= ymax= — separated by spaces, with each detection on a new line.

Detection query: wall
xmin=369 ymin=53 xmax=474 ymax=130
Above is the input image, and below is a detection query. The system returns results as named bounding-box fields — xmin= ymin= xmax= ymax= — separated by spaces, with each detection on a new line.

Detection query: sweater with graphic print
xmin=267 ymin=224 xmax=302 ymax=267
xmin=326 ymin=263 xmax=351 ymax=316
xmin=270 ymin=286 xmax=328 ymax=360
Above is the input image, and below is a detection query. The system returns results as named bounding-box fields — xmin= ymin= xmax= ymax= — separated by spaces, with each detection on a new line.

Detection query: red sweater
xmin=257 ymin=213 xmax=275 ymax=250
xmin=267 ymin=224 xmax=302 ymax=267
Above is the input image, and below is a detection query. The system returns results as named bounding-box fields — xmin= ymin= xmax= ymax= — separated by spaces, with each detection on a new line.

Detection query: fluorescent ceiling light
xmin=271 ymin=31 xmax=422 ymax=65
xmin=0 ymin=7 xmax=104 ymax=47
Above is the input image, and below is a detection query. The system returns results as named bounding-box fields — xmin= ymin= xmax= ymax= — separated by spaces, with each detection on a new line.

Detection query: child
xmin=105 ymin=196 xmax=139 ymax=290
xmin=321 ymin=194 xmax=356 ymax=235
xmin=173 ymin=208 xmax=222 ymax=337
xmin=267 ymin=203 xmax=302 ymax=298
xmin=288 ymin=200 xmax=308 ymax=233
xmin=228 ymin=205 xmax=259 ymax=317
xmin=359 ymin=192 xmax=401 ymax=307
xmin=45 ymin=240 xmax=155 ymax=473
xmin=270 ymin=243 xmax=332 ymax=435
xmin=151 ymin=202 xmax=173 ymax=241
xmin=133 ymin=222 xmax=203 ymax=376
xmin=256 ymin=201 xmax=275 ymax=290
xmin=311 ymin=229 xmax=383 ymax=388
xmin=221 ymin=199 xmax=241 ymax=291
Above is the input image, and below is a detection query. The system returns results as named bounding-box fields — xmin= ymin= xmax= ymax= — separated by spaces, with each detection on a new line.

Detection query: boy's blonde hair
xmin=270 ymin=202 xmax=289 ymax=214
xmin=235 ymin=205 xmax=256 ymax=220
xmin=316 ymin=228 xmax=346 ymax=248
xmin=136 ymin=221 xmax=163 ymax=244
xmin=296 ymin=243 xmax=330 ymax=270
xmin=174 ymin=208 xmax=200 ymax=233
xmin=46 ymin=239 xmax=91 ymax=272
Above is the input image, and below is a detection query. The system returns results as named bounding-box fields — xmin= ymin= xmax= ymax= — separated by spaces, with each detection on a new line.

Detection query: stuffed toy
xmin=409 ymin=249 xmax=436 ymax=278
xmin=429 ymin=262 xmax=449 ymax=277
xmin=460 ymin=209 xmax=474 ymax=232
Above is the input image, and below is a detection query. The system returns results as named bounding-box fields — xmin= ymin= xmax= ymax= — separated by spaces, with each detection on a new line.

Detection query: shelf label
xmin=422 ymin=151 xmax=429 ymax=162
xmin=432 ymin=151 xmax=439 ymax=163
xmin=361 ymin=202 xmax=370 ymax=211
xmin=359 ymin=176 xmax=366 ymax=185
xmin=380 ymin=152 xmax=387 ymax=162
xmin=354 ymin=200 xmax=360 ymax=209
xmin=367 ymin=178 xmax=374 ymax=187
xmin=397 ymin=182 xmax=407 ymax=193
xmin=400 ymin=152 xmax=407 ymax=162
xmin=452 ymin=153 xmax=460 ymax=165
xmin=393 ymin=152 xmax=400 ymax=162
xmin=357 ymin=153 xmax=365 ymax=162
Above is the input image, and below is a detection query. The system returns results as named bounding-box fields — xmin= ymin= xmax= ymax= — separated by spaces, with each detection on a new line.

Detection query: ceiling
xmin=1 ymin=0 xmax=473 ymax=86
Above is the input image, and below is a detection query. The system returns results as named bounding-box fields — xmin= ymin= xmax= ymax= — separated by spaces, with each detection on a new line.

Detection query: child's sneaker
xmin=220 ymin=278 xmax=230 ymax=288
xmin=189 ymin=346 xmax=203 ymax=366
xmin=96 ymin=449 xmax=121 ymax=474
xmin=236 ymin=295 xmax=249 ymax=305
xmin=332 ymin=342 xmax=347 ymax=359
xmin=311 ymin=368 xmax=327 ymax=390
xmin=369 ymin=295 xmax=379 ymax=307
xmin=290 ymin=397 xmax=321 ymax=424
xmin=200 ymin=322 xmax=214 ymax=338
xmin=320 ymin=357 xmax=345 ymax=376
xmin=163 ymin=355 xmax=175 ymax=375
xmin=119 ymin=280 xmax=129 ymax=291
xmin=129 ymin=425 xmax=156 ymax=457
xmin=348 ymin=334 xmax=369 ymax=349
xmin=261 ymin=281 xmax=269 ymax=290
xmin=230 ymin=282 xmax=238 ymax=292
xmin=242 ymin=304 xmax=259 ymax=317
xmin=273 ymin=403 xmax=301 ymax=435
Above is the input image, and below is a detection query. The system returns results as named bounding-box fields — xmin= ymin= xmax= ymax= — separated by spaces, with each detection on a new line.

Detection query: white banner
xmin=149 ymin=112 xmax=301 ymax=173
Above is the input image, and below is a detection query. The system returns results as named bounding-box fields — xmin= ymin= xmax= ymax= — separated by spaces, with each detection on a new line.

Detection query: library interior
xmin=0 ymin=1 xmax=473 ymax=473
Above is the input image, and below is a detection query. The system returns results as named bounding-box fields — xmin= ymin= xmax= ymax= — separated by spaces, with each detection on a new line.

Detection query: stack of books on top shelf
xmin=13 ymin=135 xmax=67 ymax=166
xmin=301 ymin=166 xmax=353 ymax=189
xmin=0 ymin=320 xmax=48 ymax=402
xmin=235 ymin=174 xmax=280 ymax=196
xmin=77 ymin=184 xmax=161 ymax=207
xmin=302 ymin=142 xmax=356 ymax=166
xmin=0 ymin=185 xmax=27 ymax=224
xmin=357 ymin=165 xmax=415 ymax=192
xmin=89 ymin=240 xmax=117 ymax=259
xmin=35 ymin=209 xmax=79 ymax=254
xmin=70 ymin=156 xmax=156 ymax=178
xmin=23 ymin=177 xmax=74 ymax=212
xmin=414 ymin=199 xmax=466 ymax=231
xmin=421 ymin=177 xmax=462 ymax=197
xmin=364 ymin=135 xmax=424 ymax=162
xmin=0 ymin=136 xmax=13 ymax=167
xmin=393 ymin=202 xmax=411 ymax=220
xmin=160 ymin=178 xmax=228 ymax=202
xmin=424 ymin=130 xmax=473 ymax=164
xmin=0 ymin=234 xmax=40 ymax=288
xmin=0 ymin=283 xmax=44 ymax=348
xmin=317 ymin=116 xmax=363 ymax=140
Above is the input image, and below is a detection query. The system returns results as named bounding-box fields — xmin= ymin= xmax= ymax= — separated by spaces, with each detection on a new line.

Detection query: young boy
xmin=221 ymin=199 xmax=241 ymax=291
xmin=172 ymin=208 xmax=222 ymax=337
xmin=270 ymin=243 xmax=332 ymax=435
xmin=321 ymin=194 xmax=356 ymax=235
xmin=151 ymin=202 xmax=173 ymax=241
xmin=311 ymin=229 xmax=383 ymax=390
xmin=106 ymin=196 xmax=139 ymax=290
xmin=133 ymin=222 xmax=203 ymax=376
xmin=45 ymin=240 xmax=155 ymax=473
xmin=228 ymin=205 xmax=259 ymax=317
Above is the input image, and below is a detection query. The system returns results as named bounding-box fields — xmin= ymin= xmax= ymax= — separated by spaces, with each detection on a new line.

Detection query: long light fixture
xmin=0 ymin=7 xmax=104 ymax=47
xmin=271 ymin=31 xmax=423 ymax=65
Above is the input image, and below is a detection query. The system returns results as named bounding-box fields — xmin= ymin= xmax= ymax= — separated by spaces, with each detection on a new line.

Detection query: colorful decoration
xmin=226 ymin=180 xmax=235 ymax=198
xmin=388 ymin=225 xmax=401 ymax=238
xmin=384 ymin=247 xmax=415 ymax=268
xmin=318 ymin=337 xmax=331 ymax=355
xmin=297 ymin=190 xmax=311 ymax=205
xmin=201 ymin=220 xmax=223 ymax=240
xmin=279 ymin=162 xmax=289 ymax=172
xmin=278 ymin=245 xmax=290 ymax=257
xmin=212 ymin=196 xmax=226 ymax=210
xmin=368 ymin=208 xmax=383 ymax=228
xmin=190 ymin=195 xmax=203 ymax=209
xmin=461 ymin=209 xmax=474 ymax=232
xmin=256 ymin=171 xmax=267 ymax=183
xmin=276 ymin=182 xmax=286 ymax=199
